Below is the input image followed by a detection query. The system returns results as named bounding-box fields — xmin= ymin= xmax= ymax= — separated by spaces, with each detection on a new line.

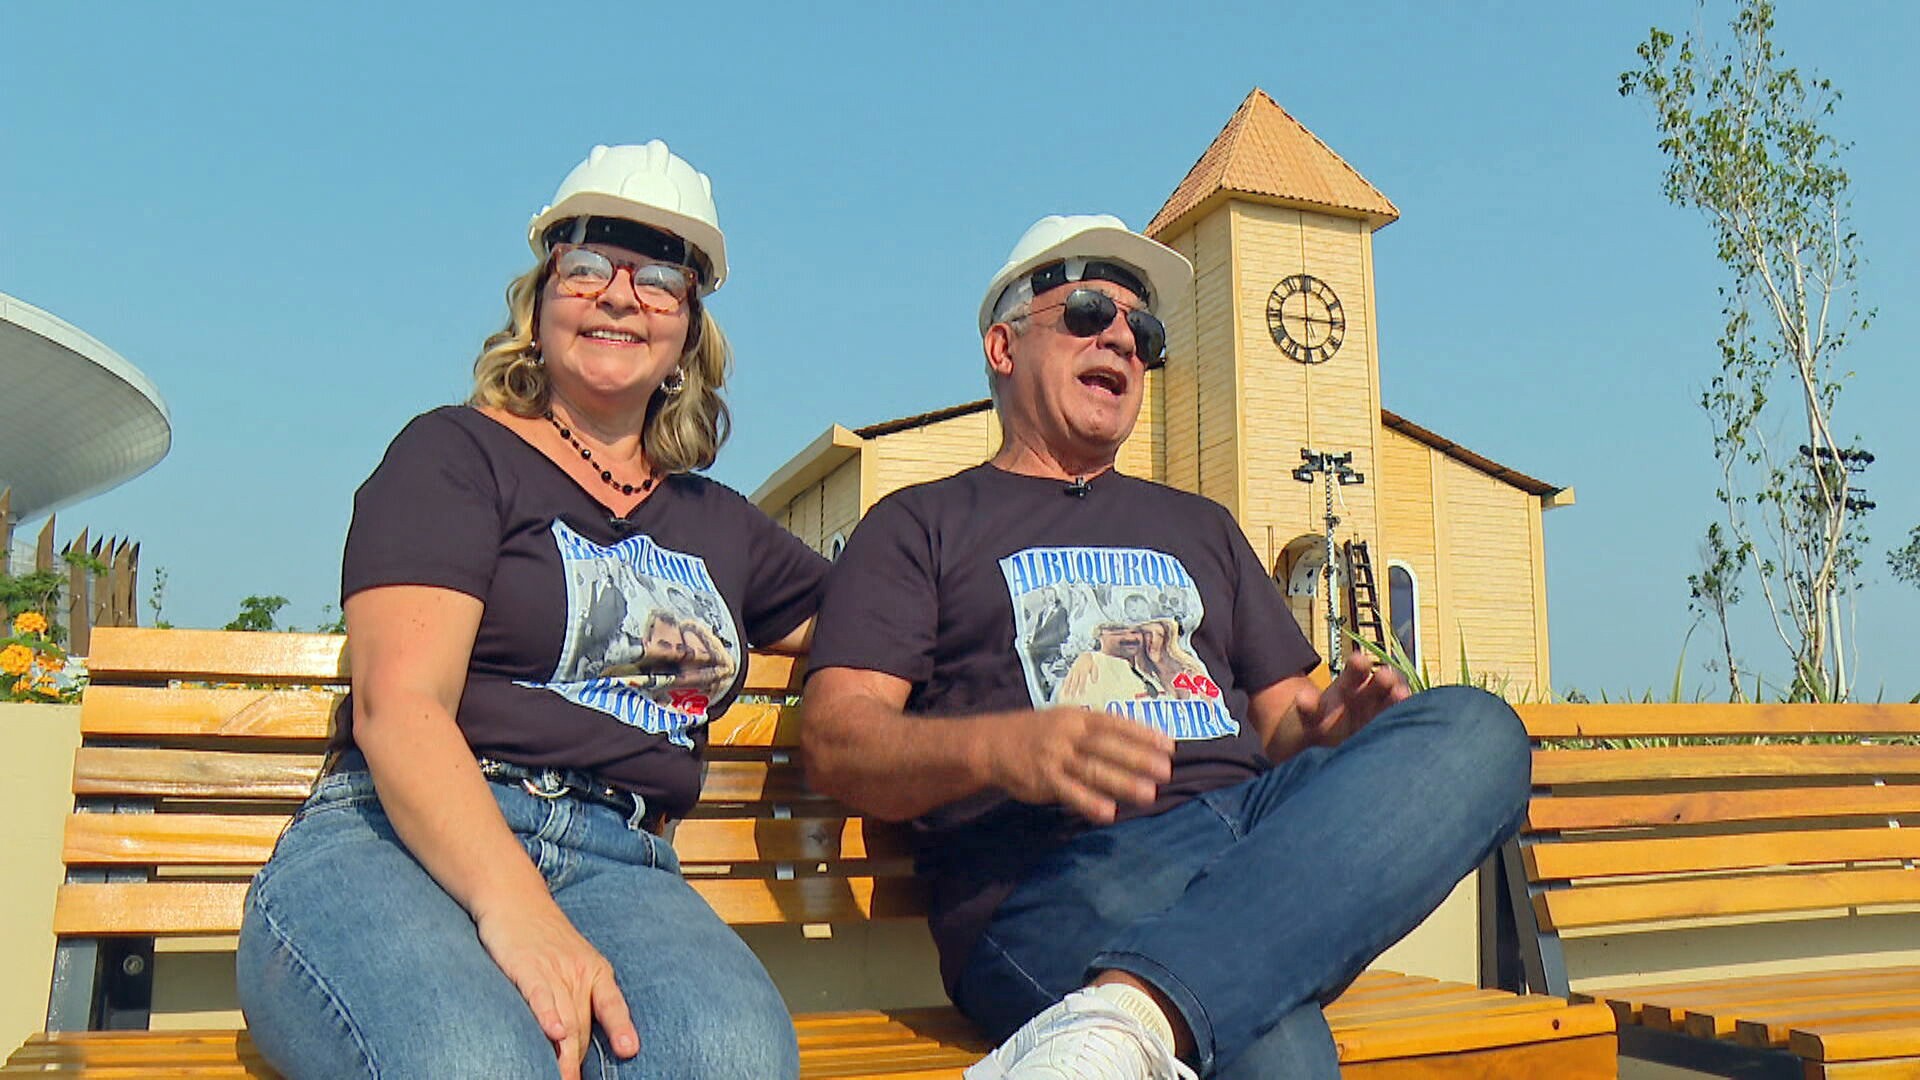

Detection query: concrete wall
xmin=0 ymin=703 xmax=80 ymax=1058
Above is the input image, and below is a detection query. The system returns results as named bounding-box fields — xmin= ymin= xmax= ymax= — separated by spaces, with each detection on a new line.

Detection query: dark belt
xmin=477 ymin=757 xmax=668 ymax=836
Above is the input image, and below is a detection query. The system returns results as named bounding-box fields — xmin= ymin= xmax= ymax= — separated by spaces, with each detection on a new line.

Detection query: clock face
xmin=1265 ymin=274 xmax=1346 ymax=364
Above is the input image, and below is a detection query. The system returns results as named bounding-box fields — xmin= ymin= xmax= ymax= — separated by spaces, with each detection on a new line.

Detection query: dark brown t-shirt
xmin=809 ymin=463 xmax=1319 ymax=989
xmin=335 ymin=406 xmax=828 ymax=819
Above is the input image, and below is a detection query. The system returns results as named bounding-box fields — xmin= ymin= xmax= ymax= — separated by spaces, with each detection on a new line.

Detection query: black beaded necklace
xmin=544 ymin=410 xmax=658 ymax=497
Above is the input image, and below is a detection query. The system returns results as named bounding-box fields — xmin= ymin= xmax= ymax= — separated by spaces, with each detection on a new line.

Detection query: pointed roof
xmin=1147 ymin=89 xmax=1399 ymax=239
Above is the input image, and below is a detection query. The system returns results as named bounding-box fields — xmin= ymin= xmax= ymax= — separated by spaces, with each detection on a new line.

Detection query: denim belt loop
xmin=625 ymin=795 xmax=654 ymax=835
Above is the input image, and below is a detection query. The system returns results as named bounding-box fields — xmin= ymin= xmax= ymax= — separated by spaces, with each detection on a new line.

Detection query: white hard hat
xmin=528 ymin=142 xmax=729 ymax=294
xmin=977 ymin=214 xmax=1192 ymax=335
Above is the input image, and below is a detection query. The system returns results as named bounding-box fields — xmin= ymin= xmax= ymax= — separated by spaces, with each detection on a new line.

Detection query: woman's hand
xmin=474 ymin=896 xmax=640 ymax=1078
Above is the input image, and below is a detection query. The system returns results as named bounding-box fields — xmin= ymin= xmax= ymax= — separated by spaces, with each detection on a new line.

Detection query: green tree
xmin=146 ymin=566 xmax=173 ymax=629
xmin=225 ymin=595 xmax=291 ymax=633
xmin=1622 ymin=0 xmax=1874 ymax=701
xmin=1892 ymin=527 xmax=1920 ymax=590
xmin=1687 ymin=524 xmax=1745 ymax=701
xmin=315 ymin=603 xmax=347 ymax=635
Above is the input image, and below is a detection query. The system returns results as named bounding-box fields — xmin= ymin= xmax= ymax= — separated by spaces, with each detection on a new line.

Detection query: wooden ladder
xmin=1343 ymin=539 xmax=1387 ymax=650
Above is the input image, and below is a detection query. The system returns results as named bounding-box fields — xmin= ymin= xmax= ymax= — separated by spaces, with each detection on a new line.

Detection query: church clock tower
xmin=1132 ymin=88 xmax=1401 ymax=601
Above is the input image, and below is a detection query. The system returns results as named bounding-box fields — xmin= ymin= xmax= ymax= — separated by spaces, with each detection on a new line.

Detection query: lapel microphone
xmin=1064 ymin=477 xmax=1090 ymax=498
xmin=607 ymin=516 xmax=636 ymax=535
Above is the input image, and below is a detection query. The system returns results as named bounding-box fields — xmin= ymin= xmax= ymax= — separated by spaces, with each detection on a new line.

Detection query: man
xmin=1056 ymin=623 xmax=1159 ymax=707
xmin=803 ymin=215 xmax=1530 ymax=1079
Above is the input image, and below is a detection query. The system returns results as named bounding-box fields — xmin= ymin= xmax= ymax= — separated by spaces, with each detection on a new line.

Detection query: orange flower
xmin=32 ymin=680 xmax=60 ymax=698
xmin=10 ymin=676 xmax=28 ymax=695
xmin=0 ymin=644 xmax=35 ymax=677
xmin=42 ymin=654 xmax=65 ymax=673
xmin=11 ymin=612 xmax=49 ymax=637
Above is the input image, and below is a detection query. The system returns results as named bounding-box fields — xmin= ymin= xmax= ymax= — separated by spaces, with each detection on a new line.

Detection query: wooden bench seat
xmin=5 ymin=628 xmax=1614 ymax=1077
xmin=1498 ymin=702 xmax=1920 ymax=1079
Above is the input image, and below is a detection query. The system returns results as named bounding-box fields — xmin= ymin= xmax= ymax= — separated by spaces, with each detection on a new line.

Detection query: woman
xmin=1138 ymin=617 xmax=1208 ymax=698
xmin=236 ymin=142 xmax=823 ymax=1079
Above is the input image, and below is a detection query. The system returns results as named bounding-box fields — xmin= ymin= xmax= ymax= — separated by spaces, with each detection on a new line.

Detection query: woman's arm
xmin=762 ymin=615 xmax=814 ymax=655
xmin=347 ymin=584 xmax=638 ymax=1078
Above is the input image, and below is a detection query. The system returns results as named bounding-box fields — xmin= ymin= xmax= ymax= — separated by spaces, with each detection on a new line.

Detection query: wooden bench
xmin=5 ymin=627 xmax=1614 ymax=1077
xmin=1497 ymin=702 xmax=1920 ymax=1079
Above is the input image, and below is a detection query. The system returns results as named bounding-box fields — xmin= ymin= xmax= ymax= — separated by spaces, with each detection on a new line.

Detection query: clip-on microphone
xmin=1064 ymin=477 xmax=1090 ymax=498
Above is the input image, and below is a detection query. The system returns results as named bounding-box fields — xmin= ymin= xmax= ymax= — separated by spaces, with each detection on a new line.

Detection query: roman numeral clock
xmin=1265 ymin=273 xmax=1346 ymax=364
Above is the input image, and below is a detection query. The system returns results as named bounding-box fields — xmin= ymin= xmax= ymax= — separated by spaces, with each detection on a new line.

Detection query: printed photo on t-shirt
xmin=999 ymin=546 xmax=1237 ymax=741
xmin=524 ymin=520 xmax=741 ymax=747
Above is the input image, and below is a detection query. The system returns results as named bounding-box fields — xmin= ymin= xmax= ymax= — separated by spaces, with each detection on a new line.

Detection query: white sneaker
xmin=964 ymin=987 xmax=1198 ymax=1080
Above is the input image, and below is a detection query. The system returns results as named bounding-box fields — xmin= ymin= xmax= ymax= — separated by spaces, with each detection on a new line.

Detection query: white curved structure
xmin=0 ymin=292 xmax=170 ymax=522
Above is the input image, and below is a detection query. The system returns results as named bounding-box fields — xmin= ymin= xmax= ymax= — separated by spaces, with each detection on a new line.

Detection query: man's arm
xmin=802 ymin=666 xmax=1175 ymax=824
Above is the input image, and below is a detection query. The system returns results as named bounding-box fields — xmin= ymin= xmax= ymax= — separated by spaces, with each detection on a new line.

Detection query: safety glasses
xmin=550 ymin=246 xmax=696 ymax=314
xmin=1026 ymin=288 xmax=1167 ymax=367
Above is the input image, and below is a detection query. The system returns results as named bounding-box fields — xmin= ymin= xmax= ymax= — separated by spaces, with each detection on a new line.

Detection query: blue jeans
xmin=236 ymin=764 xmax=799 ymax=1079
xmin=953 ymin=686 xmax=1530 ymax=1078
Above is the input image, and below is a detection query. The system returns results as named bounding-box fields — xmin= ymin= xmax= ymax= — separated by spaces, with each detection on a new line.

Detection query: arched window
xmin=1387 ymin=561 xmax=1420 ymax=667
xmin=827 ymin=532 xmax=846 ymax=561
xmin=1274 ymin=536 xmax=1336 ymax=657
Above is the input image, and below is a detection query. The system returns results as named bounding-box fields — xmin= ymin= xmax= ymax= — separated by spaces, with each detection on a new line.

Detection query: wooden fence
xmin=0 ymin=487 xmax=141 ymax=654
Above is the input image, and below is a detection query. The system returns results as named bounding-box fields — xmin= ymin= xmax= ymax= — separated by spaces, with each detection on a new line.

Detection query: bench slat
xmin=698 ymin=760 xmax=812 ymax=803
xmin=77 ymin=686 xmax=797 ymax=749
xmin=54 ymin=875 xmax=930 ymax=935
xmin=86 ymin=628 xmax=348 ymax=685
xmin=63 ymin=813 xmax=913 ymax=866
xmin=1578 ymin=966 xmax=1920 ymax=1022
xmin=1524 ymin=827 xmax=1920 ymax=881
xmin=1806 ymin=1059 xmax=1920 ymax=1079
xmin=70 ymin=748 xmax=810 ymax=805
xmin=1519 ymin=703 xmax=1920 ymax=739
xmin=1739 ymin=996 xmax=1920 ymax=1047
xmin=1342 ymin=1035 xmax=1618 ymax=1080
xmin=82 ymin=627 xmax=806 ymax=696
xmin=73 ymin=748 xmax=319 ymax=801
xmin=64 ymin=815 xmax=287 ymax=866
xmin=1792 ymin=1017 xmax=1920 ymax=1063
xmin=1331 ymin=999 xmax=1617 ymax=1062
xmin=1535 ymin=865 xmax=1920 ymax=931
xmin=1527 ymin=786 xmax=1920 ymax=831
xmin=1651 ymin=972 xmax=1920 ymax=1035
xmin=1533 ymin=745 xmax=1920 ymax=785
xmin=80 ymin=687 xmax=338 ymax=741
xmin=2 ymin=995 xmax=1617 ymax=1077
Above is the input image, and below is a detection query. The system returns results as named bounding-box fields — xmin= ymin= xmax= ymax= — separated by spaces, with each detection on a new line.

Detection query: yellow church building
xmin=753 ymin=89 xmax=1572 ymax=695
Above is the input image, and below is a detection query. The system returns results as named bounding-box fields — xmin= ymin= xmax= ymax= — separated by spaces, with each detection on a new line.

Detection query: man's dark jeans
xmin=954 ymin=686 xmax=1531 ymax=1077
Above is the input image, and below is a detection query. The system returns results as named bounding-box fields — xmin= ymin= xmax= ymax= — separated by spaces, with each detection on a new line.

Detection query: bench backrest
xmin=1503 ymin=703 xmax=1920 ymax=997
xmin=49 ymin=627 xmax=922 ymax=1030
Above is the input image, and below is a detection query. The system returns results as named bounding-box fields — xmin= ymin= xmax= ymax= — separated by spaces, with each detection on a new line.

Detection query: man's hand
xmin=474 ymin=897 xmax=639 ymax=1079
xmin=1291 ymin=650 xmax=1411 ymax=748
xmin=981 ymin=707 xmax=1174 ymax=824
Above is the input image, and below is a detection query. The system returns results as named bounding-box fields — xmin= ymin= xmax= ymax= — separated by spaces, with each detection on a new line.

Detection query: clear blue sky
xmin=3 ymin=2 xmax=1915 ymax=698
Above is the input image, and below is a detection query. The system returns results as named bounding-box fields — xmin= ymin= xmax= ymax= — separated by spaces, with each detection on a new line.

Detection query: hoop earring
xmin=660 ymin=367 xmax=686 ymax=396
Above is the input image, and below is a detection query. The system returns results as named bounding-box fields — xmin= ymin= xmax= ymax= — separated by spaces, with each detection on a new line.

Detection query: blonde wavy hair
xmin=469 ymin=260 xmax=733 ymax=473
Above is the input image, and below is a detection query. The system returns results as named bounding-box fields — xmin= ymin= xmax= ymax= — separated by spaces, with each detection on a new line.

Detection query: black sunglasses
xmin=1025 ymin=288 xmax=1167 ymax=367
